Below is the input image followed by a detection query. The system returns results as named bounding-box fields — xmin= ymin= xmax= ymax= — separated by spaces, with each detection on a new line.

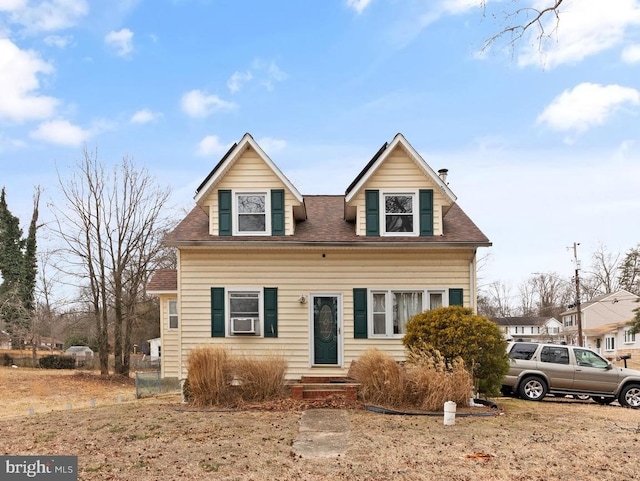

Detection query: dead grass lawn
xmin=1 ymin=367 xmax=639 ymax=480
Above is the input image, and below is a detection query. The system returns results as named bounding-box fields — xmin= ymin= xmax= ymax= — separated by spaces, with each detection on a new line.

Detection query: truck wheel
xmin=618 ymin=384 xmax=640 ymax=408
xmin=518 ymin=376 xmax=547 ymax=401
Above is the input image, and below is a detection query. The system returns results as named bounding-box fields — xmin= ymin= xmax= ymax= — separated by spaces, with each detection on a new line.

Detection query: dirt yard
xmin=1 ymin=367 xmax=639 ymax=480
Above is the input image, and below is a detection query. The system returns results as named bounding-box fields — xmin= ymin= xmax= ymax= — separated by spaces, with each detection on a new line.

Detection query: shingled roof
xmin=146 ymin=269 xmax=177 ymax=293
xmin=165 ymin=195 xmax=490 ymax=247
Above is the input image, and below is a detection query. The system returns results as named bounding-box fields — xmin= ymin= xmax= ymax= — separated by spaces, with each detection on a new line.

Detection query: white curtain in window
xmin=394 ymin=292 xmax=422 ymax=334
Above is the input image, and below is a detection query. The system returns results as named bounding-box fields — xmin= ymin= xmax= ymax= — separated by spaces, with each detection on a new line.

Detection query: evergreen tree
xmin=619 ymin=245 xmax=640 ymax=296
xmin=0 ymin=188 xmax=39 ymax=346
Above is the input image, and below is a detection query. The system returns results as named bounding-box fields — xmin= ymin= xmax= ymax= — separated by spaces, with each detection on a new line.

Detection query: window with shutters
xmin=367 ymin=288 xmax=450 ymax=338
xmin=382 ymin=192 xmax=417 ymax=236
xmin=234 ymin=192 xmax=270 ymax=235
xmin=228 ymin=289 xmax=262 ymax=336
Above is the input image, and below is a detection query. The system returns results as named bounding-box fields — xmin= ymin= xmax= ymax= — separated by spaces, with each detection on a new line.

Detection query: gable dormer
xmin=194 ymin=133 xmax=306 ymax=236
xmin=344 ymin=133 xmax=456 ymax=237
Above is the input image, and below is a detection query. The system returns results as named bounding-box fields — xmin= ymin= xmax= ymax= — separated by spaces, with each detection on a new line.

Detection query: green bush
xmin=403 ymin=306 xmax=509 ymax=396
xmin=38 ymin=355 xmax=76 ymax=370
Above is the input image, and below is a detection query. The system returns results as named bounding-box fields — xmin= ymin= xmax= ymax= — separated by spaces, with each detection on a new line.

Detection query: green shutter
xmin=271 ymin=189 xmax=285 ymax=236
xmin=218 ymin=190 xmax=232 ymax=236
xmin=353 ymin=288 xmax=368 ymax=339
xmin=449 ymin=288 xmax=463 ymax=306
xmin=211 ymin=287 xmax=225 ymax=337
xmin=419 ymin=189 xmax=434 ymax=236
xmin=264 ymin=287 xmax=278 ymax=337
xmin=365 ymin=190 xmax=379 ymax=236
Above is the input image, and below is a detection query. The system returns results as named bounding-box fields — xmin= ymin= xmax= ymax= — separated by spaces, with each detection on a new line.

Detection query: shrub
xmin=38 ymin=355 xmax=76 ymax=370
xmin=186 ymin=347 xmax=288 ymax=406
xmin=403 ymin=305 xmax=509 ymax=396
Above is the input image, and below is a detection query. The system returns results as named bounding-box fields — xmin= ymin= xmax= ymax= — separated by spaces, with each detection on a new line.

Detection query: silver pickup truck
xmin=501 ymin=342 xmax=640 ymax=408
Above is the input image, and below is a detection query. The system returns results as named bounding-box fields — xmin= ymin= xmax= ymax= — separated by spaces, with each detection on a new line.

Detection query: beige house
xmin=561 ymin=289 xmax=640 ymax=358
xmin=147 ymin=133 xmax=491 ymax=381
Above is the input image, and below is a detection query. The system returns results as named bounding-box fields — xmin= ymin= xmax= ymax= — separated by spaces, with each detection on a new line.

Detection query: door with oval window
xmin=312 ymin=295 xmax=340 ymax=365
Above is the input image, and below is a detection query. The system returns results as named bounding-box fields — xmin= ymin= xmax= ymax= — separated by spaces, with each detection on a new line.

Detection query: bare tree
xmin=51 ymin=147 xmax=171 ymax=376
xmin=482 ymin=0 xmax=565 ymax=50
xmin=582 ymin=243 xmax=620 ymax=297
xmin=479 ymin=280 xmax=514 ymax=318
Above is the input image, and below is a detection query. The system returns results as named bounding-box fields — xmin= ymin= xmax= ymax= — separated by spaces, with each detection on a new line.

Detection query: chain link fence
xmin=135 ymin=371 xmax=181 ymax=398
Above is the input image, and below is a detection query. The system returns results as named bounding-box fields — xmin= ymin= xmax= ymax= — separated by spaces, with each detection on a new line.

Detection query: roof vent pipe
xmin=438 ymin=168 xmax=448 ymax=183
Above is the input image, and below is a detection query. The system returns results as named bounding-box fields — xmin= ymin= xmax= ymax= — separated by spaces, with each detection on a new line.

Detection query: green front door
xmin=313 ymin=295 xmax=338 ymax=365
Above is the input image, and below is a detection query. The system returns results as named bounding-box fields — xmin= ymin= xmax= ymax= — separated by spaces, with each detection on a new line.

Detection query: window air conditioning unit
xmin=231 ymin=317 xmax=256 ymax=334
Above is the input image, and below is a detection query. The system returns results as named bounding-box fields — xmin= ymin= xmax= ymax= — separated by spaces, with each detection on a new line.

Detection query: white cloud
xmin=622 ymin=43 xmax=640 ymax=63
xmin=10 ymin=0 xmax=88 ymax=33
xmin=43 ymin=34 xmax=72 ymax=48
xmin=251 ymin=59 xmax=287 ymax=91
xmin=0 ymin=0 xmax=27 ymax=11
xmin=518 ymin=0 xmax=640 ymax=68
xmin=30 ymin=119 xmax=90 ymax=146
xmin=130 ymin=108 xmax=162 ymax=124
xmin=346 ymin=0 xmax=372 ymax=14
xmin=537 ymin=82 xmax=640 ymax=134
xmin=227 ymin=70 xmax=252 ymax=93
xmin=196 ymin=135 xmax=233 ymax=157
xmin=0 ymin=38 xmax=58 ymax=122
xmin=105 ymin=28 xmax=134 ymax=57
xmin=257 ymin=137 xmax=287 ymax=154
xmin=180 ymin=89 xmax=237 ymax=118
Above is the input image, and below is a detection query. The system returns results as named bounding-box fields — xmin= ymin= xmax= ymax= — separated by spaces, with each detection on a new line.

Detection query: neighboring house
xmin=147 ymin=133 xmax=491 ymax=381
xmin=560 ymin=289 xmax=640 ymax=358
xmin=0 ymin=331 xmax=11 ymax=350
xmin=493 ymin=316 xmax=563 ymax=343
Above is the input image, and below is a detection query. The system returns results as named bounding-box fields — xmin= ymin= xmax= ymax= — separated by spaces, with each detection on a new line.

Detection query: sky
xmin=1 ymin=0 xmax=640 ymax=296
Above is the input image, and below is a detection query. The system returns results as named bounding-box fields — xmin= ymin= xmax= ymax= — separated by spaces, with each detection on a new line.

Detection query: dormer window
xmin=383 ymin=192 xmax=417 ymax=236
xmin=235 ymin=192 xmax=270 ymax=235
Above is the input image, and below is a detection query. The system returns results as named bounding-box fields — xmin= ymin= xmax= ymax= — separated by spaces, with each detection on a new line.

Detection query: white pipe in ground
xmin=443 ymin=401 xmax=456 ymax=425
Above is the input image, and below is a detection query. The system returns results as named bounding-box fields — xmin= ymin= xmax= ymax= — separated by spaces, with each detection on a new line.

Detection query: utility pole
xmin=571 ymin=242 xmax=583 ymax=347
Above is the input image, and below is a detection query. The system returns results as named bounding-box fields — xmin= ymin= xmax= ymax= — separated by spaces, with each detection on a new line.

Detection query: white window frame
xmin=380 ymin=191 xmax=418 ymax=237
xmin=369 ymin=288 xmax=435 ymax=338
xmin=168 ymin=300 xmax=178 ymax=330
xmin=605 ymin=335 xmax=615 ymax=352
xmin=226 ymin=287 xmax=263 ymax=337
xmin=233 ymin=191 xmax=270 ymax=236
xmin=624 ymin=330 xmax=636 ymax=344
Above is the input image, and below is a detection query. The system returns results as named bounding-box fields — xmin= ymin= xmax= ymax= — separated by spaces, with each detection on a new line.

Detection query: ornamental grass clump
xmin=231 ymin=355 xmax=287 ymax=402
xmin=187 ymin=347 xmax=235 ymax=406
xmin=348 ymin=348 xmax=405 ymax=407
xmin=349 ymin=348 xmax=473 ymax=411
xmin=186 ymin=347 xmax=288 ymax=406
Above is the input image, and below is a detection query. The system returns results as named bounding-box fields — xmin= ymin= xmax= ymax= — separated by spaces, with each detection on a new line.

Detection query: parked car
xmin=501 ymin=342 xmax=640 ymax=408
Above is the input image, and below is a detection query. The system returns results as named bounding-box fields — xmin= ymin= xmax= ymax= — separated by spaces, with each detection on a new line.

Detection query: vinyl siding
xmin=173 ymin=247 xmax=473 ymax=380
xmin=351 ymin=146 xmax=450 ymax=236
xmin=201 ymin=148 xmax=299 ymax=236
xmin=158 ymin=294 xmax=180 ymax=379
